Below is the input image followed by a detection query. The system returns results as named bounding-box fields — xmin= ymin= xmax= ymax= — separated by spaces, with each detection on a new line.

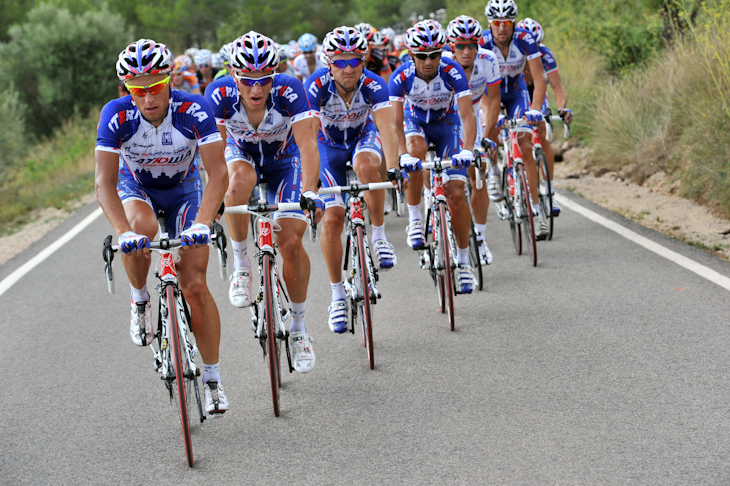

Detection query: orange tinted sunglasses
xmin=125 ymin=76 xmax=171 ymax=97
xmin=490 ymin=19 xmax=514 ymax=27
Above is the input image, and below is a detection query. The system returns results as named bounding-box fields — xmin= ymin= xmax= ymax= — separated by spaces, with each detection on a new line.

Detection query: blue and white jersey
xmin=539 ymin=43 xmax=559 ymax=75
xmin=305 ymin=67 xmax=391 ymax=149
xmin=204 ymin=73 xmax=316 ymax=165
xmin=480 ymin=28 xmax=541 ymax=95
xmin=95 ymin=90 xmax=221 ymax=189
xmin=443 ymin=48 xmax=501 ymax=108
xmin=293 ymin=52 xmax=328 ymax=79
xmin=388 ymin=57 xmax=472 ymax=124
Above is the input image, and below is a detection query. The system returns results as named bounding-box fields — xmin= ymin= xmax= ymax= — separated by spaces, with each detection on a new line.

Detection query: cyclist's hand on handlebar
xmin=301 ymin=190 xmax=324 ymax=224
xmin=181 ymin=223 xmax=211 ymax=249
xmin=484 ymin=139 xmax=498 ymax=161
xmin=387 ymin=167 xmax=410 ymax=191
xmin=399 ymin=153 xmax=422 ymax=173
xmin=558 ymin=108 xmax=573 ymax=125
xmin=451 ymin=149 xmax=474 ymax=168
xmin=118 ymin=231 xmax=150 ymax=255
xmin=525 ymin=109 xmax=544 ymax=125
xmin=496 ymin=114 xmax=506 ymax=129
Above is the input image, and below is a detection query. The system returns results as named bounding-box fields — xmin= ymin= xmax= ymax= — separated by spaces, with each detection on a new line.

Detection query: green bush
xmin=0 ymin=86 xmax=28 ymax=185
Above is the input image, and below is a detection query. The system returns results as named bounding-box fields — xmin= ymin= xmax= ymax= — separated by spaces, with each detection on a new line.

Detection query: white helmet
xmin=116 ymin=39 xmax=174 ymax=81
xmin=485 ymin=0 xmax=519 ymax=20
xmin=516 ymin=17 xmax=544 ymax=43
xmin=405 ymin=21 xmax=446 ymax=51
xmin=447 ymin=15 xmax=483 ymax=42
xmin=230 ymin=31 xmax=279 ymax=74
xmin=194 ymin=49 xmax=212 ymax=67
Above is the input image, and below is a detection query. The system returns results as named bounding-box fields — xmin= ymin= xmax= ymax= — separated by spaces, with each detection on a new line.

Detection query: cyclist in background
xmin=195 ymin=49 xmax=220 ymax=94
xmin=389 ymin=21 xmax=478 ymax=294
xmin=293 ymin=33 xmax=327 ymax=81
xmin=444 ymin=15 xmax=501 ymax=265
xmin=305 ymin=26 xmax=406 ymax=333
xmin=171 ymin=55 xmax=202 ymax=94
xmin=205 ymin=31 xmax=322 ymax=373
xmin=95 ymin=39 xmax=230 ymax=413
xmin=276 ymin=43 xmax=298 ymax=77
xmin=214 ymin=43 xmax=234 ymax=80
xmin=481 ymin=0 xmax=549 ymax=239
xmin=366 ymin=31 xmax=394 ymax=82
xmin=518 ymin=17 xmax=572 ymax=218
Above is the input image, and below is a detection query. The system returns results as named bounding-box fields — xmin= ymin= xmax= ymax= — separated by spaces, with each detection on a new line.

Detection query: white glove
xmin=181 ymin=223 xmax=210 ymax=247
xmin=451 ymin=149 xmax=474 ymax=168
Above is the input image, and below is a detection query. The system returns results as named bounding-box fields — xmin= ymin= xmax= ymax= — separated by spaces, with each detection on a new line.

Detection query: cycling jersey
xmin=388 ymin=57 xmax=472 ymax=124
xmin=96 ymin=90 xmax=221 ymax=189
xmin=305 ymin=67 xmax=390 ymax=148
xmin=204 ymin=73 xmax=316 ymax=165
xmin=443 ymin=48 xmax=500 ymax=107
xmin=293 ymin=52 xmax=328 ymax=79
xmin=172 ymin=70 xmax=201 ymax=93
xmin=479 ymin=28 xmax=541 ymax=95
xmin=213 ymin=69 xmax=230 ymax=80
xmin=539 ymin=44 xmax=558 ymax=75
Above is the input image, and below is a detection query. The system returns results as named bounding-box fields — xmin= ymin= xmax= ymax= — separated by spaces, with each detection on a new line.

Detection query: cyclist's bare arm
xmin=547 ymin=70 xmax=568 ymax=113
xmin=483 ymin=83 xmax=501 ymax=144
xmin=196 ymin=140 xmax=228 ymax=227
xmin=457 ymin=95 xmax=477 ymax=151
xmin=371 ymin=105 xmax=400 ymax=172
xmin=391 ymin=99 xmax=408 ymax=155
xmin=526 ymin=57 xmax=547 ymax=113
xmin=95 ymin=150 xmax=137 ymax=239
xmin=292 ymin=117 xmax=323 ymax=223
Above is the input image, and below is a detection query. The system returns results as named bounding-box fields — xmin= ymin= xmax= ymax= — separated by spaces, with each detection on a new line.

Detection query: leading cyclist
xmin=205 ymin=31 xmax=322 ymax=373
xmin=95 ymin=39 xmax=230 ymax=414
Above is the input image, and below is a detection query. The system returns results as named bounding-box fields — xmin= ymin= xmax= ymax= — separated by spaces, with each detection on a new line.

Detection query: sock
xmin=231 ymin=239 xmax=251 ymax=270
xmin=457 ymin=247 xmax=469 ymax=266
xmin=408 ymin=203 xmax=423 ymax=222
xmin=475 ymin=223 xmax=486 ymax=241
xmin=371 ymin=224 xmax=386 ymax=243
xmin=290 ymin=302 xmax=306 ymax=334
xmin=203 ymin=363 xmax=221 ymax=384
xmin=331 ymin=281 xmax=346 ymax=302
xmin=131 ymin=285 xmax=149 ymax=304
xmin=423 ymin=187 xmax=431 ymax=202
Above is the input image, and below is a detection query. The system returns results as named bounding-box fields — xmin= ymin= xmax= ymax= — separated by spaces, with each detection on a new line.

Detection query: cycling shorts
xmin=225 ymin=139 xmax=306 ymax=222
xmin=404 ymin=113 xmax=467 ymax=183
xmin=117 ymin=172 xmax=202 ymax=239
xmin=319 ymin=124 xmax=383 ymax=209
xmin=501 ymin=89 xmax=532 ymax=133
xmin=526 ymin=84 xmax=551 ymax=116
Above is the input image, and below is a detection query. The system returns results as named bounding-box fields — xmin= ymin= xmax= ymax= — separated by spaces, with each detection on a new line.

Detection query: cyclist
xmin=366 ymin=31 xmax=394 ymax=83
xmin=306 ymin=26 xmax=406 ymax=333
xmin=205 ymin=31 xmax=322 ymax=373
xmin=195 ymin=49 xmax=219 ymax=94
xmin=389 ymin=21 xmax=478 ymax=294
xmin=518 ymin=17 xmax=572 ymax=218
xmin=293 ymin=33 xmax=327 ymax=81
xmin=95 ymin=39 xmax=230 ymax=413
xmin=444 ymin=15 xmax=501 ymax=265
xmin=276 ymin=43 xmax=297 ymax=77
xmin=214 ymin=43 xmax=234 ymax=80
xmin=171 ymin=55 xmax=202 ymax=94
xmin=481 ymin=0 xmax=549 ymax=238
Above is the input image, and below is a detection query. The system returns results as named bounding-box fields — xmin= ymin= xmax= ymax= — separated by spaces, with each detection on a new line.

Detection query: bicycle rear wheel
xmin=504 ymin=167 xmax=522 ymax=255
xmin=438 ymin=204 xmax=456 ymax=331
xmin=536 ymin=149 xmax=554 ymax=240
xmin=468 ymin=220 xmax=484 ymax=291
xmin=166 ymin=285 xmax=193 ymax=467
xmin=262 ymin=254 xmax=281 ymax=416
xmin=517 ymin=164 xmax=538 ymax=267
xmin=354 ymin=226 xmax=375 ymax=369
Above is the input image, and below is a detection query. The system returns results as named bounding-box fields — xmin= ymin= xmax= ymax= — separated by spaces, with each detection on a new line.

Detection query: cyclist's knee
xmin=322 ymin=209 xmax=345 ymax=234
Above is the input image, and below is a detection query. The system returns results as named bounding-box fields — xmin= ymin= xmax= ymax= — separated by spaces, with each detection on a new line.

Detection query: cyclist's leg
xmin=404 ymin=118 xmax=428 ymax=248
xmin=353 ymin=125 xmax=385 ymax=227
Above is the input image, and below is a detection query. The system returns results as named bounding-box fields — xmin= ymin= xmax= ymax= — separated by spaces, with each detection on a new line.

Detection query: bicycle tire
xmin=262 ymin=254 xmax=280 ymax=416
xmin=354 ymin=225 xmax=375 ymax=369
xmin=468 ymin=220 xmax=484 ymax=291
xmin=166 ymin=285 xmax=193 ymax=467
xmin=438 ymin=203 xmax=456 ymax=331
xmin=536 ymin=149 xmax=554 ymax=240
xmin=517 ymin=164 xmax=538 ymax=267
xmin=271 ymin=267 xmax=284 ymax=388
xmin=180 ymin=295 xmax=205 ymax=424
xmin=504 ymin=167 xmax=522 ymax=255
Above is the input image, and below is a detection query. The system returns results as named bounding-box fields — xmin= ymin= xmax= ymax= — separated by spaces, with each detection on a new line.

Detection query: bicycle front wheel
xmin=262 ymin=254 xmax=281 ymax=416
xmin=536 ymin=149 xmax=554 ymax=240
xmin=517 ymin=164 xmax=538 ymax=267
xmin=468 ymin=220 xmax=484 ymax=291
xmin=166 ymin=285 xmax=193 ymax=467
xmin=438 ymin=204 xmax=456 ymax=331
xmin=504 ymin=167 xmax=522 ymax=255
xmin=354 ymin=226 xmax=375 ymax=369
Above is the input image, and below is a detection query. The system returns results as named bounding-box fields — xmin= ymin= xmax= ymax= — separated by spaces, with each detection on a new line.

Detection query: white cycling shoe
xmin=204 ymin=380 xmax=229 ymax=414
xmin=406 ymin=220 xmax=425 ymax=249
xmin=229 ymin=268 xmax=252 ymax=308
xmin=130 ymin=300 xmax=153 ymax=346
xmin=290 ymin=331 xmax=315 ymax=373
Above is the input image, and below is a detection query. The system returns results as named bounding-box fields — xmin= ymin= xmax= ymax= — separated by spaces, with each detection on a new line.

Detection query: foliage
xmin=0 ymin=86 xmax=29 ymax=186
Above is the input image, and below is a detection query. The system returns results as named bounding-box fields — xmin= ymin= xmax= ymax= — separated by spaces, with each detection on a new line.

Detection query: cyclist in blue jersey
xmin=389 ymin=20 xmax=479 ymax=294
xmin=293 ymin=33 xmax=327 ymax=81
xmin=518 ymin=17 xmax=573 ymax=217
xmin=445 ymin=15 xmax=501 ymax=265
xmin=306 ymin=26 xmax=406 ymax=333
xmin=95 ymin=39 xmax=230 ymax=414
xmin=482 ymin=0 xmax=549 ymax=238
xmin=205 ymin=31 xmax=322 ymax=373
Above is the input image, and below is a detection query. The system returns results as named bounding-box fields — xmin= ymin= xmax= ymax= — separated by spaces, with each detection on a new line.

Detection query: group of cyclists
xmin=94 ymin=0 xmax=573 ymax=417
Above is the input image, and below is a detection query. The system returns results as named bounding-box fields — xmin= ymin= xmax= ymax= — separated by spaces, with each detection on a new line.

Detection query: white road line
xmin=556 ymin=194 xmax=730 ymax=291
xmin=0 ymin=208 xmax=104 ymax=297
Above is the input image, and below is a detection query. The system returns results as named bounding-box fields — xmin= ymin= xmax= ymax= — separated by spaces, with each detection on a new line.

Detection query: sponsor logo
xmin=279 ymin=86 xmax=299 ymax=103
xmin=162 ymin=132 xmax=172 ymax=145
xmin=173 ymin=101 xmax=209 ymax=122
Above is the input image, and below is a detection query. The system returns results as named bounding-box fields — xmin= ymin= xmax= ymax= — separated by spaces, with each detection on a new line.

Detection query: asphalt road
xmin=1 ymin=191 xmax=730 ymax=485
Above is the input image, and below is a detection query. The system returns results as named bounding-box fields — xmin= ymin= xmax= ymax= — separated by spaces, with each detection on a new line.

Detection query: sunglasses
xmin=453 ymin=43 xmax=478 ymax=51
xmin=330 ymin=58 xmax=364 ymax=69
xmin=490 ymin=19 xmax=514 ymax=27
xmin=234 ymin=72 xmax=275 ymax=87
xmin=125 ymin=76 xmax=170 ymax=97
xmin=413 ymin=50 xmax=442 ymax=61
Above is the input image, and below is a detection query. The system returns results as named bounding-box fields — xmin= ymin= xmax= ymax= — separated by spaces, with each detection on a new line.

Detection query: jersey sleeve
xmin=204 ymin=77 xmax=237 ymax=125
xmin=276 ymin=75 xmax=316 ymax=123
xmin=95 ymin=98 xmax=129 ymax=154
xmin=516 ymin=29 xmax=541 ymax=61
xmin=361 ymin=70 xmax=391 ymax=111
xmin=539 ymin=44 xmax=559 ymax=74
xmin=442 ymin=58 xmax=472 ymax=100
xmin=304 ymin=69 xmax=329 ymax=117
xmin=479 ymin=50 xmax=502 ymax=86
xmin=187 ymin=94 xmax=222 ymax=145
xmin=388 ymin=64 xmax=408 ymax=102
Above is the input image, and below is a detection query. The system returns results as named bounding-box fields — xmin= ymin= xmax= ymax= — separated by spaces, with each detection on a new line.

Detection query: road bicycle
xmin=224 ymin=189 xmax=317 ymax=417
xmin=102 ymin=220 xmax=228 ymax=467
xmin=535 ymin=110 xmax=572 ymax=241
xmin=464 ymin=166 xmax=486 ymax=292
xmin=319 ymin=166 xmax=402 ymax=369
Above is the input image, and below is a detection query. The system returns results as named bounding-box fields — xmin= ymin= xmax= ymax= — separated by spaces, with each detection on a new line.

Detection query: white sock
xmin=371 ymin=224 xmax=386 ymax=243
xmin=131 ymin=285 xmax=149 ymax=304
xmin=331 ymin=281 xmax=346 ymax=302
xmin=203 ymin=363 xmax=221 ymax=384
xmin=408 ymin=203 xmax=423 ymax=222
xmin=231 ymin=239 xmax=251 ymax=270
xmin=457 ymin=247 xmax=469 ymax=266
xmin=423 ymin=187 xmax=431 ymax=202
xmin=290 ymin=302 xmax=306 ymax=334
xmin=475 ymin=223 xmax=486 ymax=241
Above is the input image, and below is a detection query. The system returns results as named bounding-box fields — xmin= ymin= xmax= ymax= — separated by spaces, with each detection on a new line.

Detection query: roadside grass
xmin=0 ymin=109 xmax=99 ymax=235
